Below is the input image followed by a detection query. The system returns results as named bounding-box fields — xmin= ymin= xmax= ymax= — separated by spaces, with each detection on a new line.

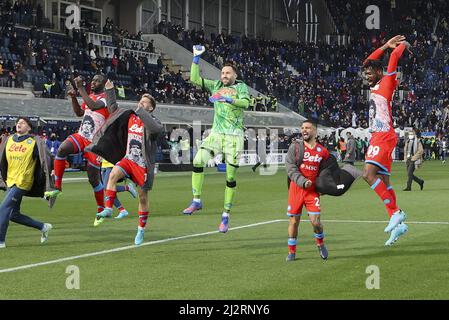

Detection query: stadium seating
xmin=1 ymin=0 xmax=448 ymax=131
xmin=153 ymin=0 xmax=448 ymax=132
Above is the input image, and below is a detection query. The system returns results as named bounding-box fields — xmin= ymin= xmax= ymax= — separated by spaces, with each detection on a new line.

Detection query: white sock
xmin=222 ymin=212 xmax=229 ymax=218
xmin=193 ymin=198 xmax=201 ymax=204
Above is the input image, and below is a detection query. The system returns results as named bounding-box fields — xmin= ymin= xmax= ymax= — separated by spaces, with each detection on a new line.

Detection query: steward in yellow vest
xmin=0 ymin=117 xmax=55 ymax=248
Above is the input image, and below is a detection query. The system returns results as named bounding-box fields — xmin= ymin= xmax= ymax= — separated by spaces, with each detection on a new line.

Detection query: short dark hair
xmin=413 ymin=127 xmax=421 ymax=138
xmin=222 ymin=62 xmax=238 ymax=74
xmin=16 ymin=117 xmax=33 ymax=130
xmin=93 ymin=73 xmax=107 ymax=85
xmin=82 ymin=115 xmax=94 ymax=125
xmin=363 ymin=59 xmax=383 ymax=71
xmin=129 ymin=139 xmax=142 ymax=149
xmin=302 ymin=119 xmax=317 ymax=128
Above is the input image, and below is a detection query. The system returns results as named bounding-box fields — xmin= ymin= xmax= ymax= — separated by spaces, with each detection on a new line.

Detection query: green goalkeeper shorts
xmin=200 ymin=131 xmax=244 ymax=167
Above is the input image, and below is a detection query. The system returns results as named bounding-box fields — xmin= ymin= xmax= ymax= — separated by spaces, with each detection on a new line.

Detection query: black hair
xmin=82 ymin=115 xmax=94 ymax=125
xmin=129 ymin=139 xmax=142 ymax=149
xmin=81 ymin=115 xmax=95 ymax=135
xmin=93 ymin=73 xmax=107 ymax=86
xmin=222 ymin=62 xmax=239 ymax=75
xmin=16 ymin=117 xmax=33 ymax=130
xmin=413 ymin=127 xmax=421 ymax=138
xmin=302 ymin=119 xmax=317 ymax=128
xmin=363 ymin=59 xmax=383 ymax=71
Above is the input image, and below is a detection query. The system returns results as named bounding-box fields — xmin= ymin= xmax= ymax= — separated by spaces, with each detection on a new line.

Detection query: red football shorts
xmin=365 ymin=132 xmax=398 ymax=175
xmin=116 ymin=158 xmax=147 ymax=187
xmin=67 ymin=133 xmax=100 ymax=168
xmin=287 ymin=181 xmax=321 ymax=216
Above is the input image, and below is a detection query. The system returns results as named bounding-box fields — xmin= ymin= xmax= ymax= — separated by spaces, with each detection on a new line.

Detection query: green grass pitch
xmin=0 ymin=161 xmax=448 ymax=299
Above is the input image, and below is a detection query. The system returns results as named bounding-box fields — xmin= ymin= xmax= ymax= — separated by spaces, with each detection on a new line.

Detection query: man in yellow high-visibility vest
xmin=0 ymin=117 xmax=54 ymax=248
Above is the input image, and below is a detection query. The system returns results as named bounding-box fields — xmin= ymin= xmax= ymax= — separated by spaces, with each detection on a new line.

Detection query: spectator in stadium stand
xmin=45 ymin=133 xmax=61 ymax=157
xmin=0 ymin=0 xmax=448 ymax=127
xmin=0 ymin=58 xmax=4 ymax=86
xmin=255 ymin=94 xmax=264 ymax=111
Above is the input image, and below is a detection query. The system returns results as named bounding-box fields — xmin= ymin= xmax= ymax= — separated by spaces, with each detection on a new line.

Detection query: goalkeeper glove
xmin=192 ymin=45 xmax=205 ymax=64
xmin=209 ymin=94 xmax=233 ymax=104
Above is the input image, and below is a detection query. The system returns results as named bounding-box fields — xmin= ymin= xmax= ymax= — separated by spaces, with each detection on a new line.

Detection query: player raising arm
xmin=362 ymin=35 xmax=411 ymax=246
xmin=182 ymin=45 xmax=250 ymax=233
xmin=45 ymin=75 xmax=111 ymax=226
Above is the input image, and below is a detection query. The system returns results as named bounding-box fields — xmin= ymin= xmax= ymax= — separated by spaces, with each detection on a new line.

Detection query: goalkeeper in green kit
xmin=182 ymin=45 xmax=250 ymax=233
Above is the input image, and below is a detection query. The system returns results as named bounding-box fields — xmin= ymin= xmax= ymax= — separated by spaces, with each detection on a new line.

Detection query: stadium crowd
xmin=0 ymin=0 xmax=211 ymax=105
xmin=155 ymin=0 xmax=449 ymax=134
xmin=0 ymin=1 xmax=275 ymax=111
xmin=0 ymin=0 xmax=449 ymax=134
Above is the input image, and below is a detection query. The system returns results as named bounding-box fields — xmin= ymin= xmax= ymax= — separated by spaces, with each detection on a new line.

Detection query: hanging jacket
xmin=286 ymin=139 xmax=362 ymax=196
xmin=86 ymin=88 xmax=163 ymax=190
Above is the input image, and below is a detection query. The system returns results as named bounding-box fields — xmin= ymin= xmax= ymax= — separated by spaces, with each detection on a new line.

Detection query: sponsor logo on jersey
xmin=303 ymin=152 xmax=323 ymax=163
xmin=8 ymin=143 xmax=27 ymax=153
xmin=129 ymin=123 xmax=144 ymax=134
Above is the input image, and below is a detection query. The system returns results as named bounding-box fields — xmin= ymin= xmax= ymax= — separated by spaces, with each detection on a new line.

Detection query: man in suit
xmin=403 ymin=128 xmax=424 ymax=191
xmin=343 ymin=132 xmax=356 ymax=165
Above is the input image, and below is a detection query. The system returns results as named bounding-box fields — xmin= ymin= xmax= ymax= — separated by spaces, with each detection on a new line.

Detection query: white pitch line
xmin=0 ymin=219 xmax=284 ymax=274
xmin=63 ymin=177 xmax=88 ymax=182
xmin=1 ymin=218 xmax=448 ymax=274
xmin=313 ymin=219 xmax=449 ymax=225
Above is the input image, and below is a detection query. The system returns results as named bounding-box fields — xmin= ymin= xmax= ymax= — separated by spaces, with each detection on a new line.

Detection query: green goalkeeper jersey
xmin=190 ymin=63 xmax=250 ymax=135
